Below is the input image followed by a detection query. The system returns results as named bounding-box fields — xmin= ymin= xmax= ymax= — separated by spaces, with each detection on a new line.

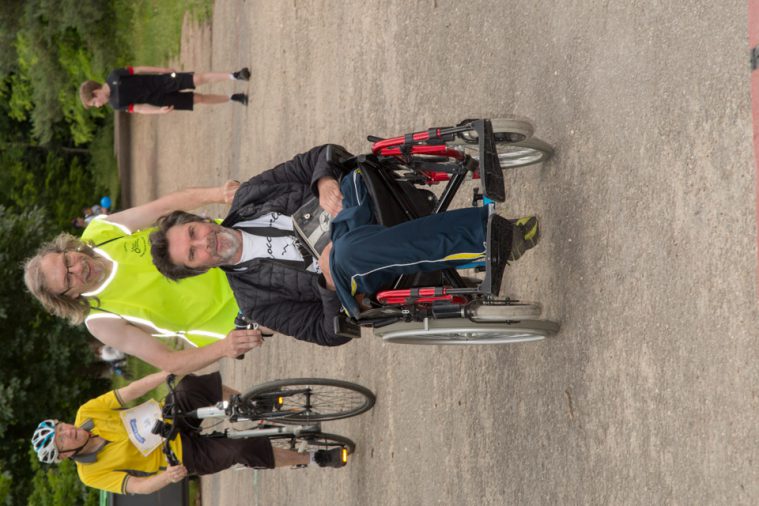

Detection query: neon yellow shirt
xmin=74 ymin=391 xmax=182 ymax=494
xmin=81 ymin=217 xmax=239 ymax=347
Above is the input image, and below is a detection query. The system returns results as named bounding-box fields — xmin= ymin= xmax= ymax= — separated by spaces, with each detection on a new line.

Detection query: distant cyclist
xmin=32 ymin=371 xmax=347 ymax=495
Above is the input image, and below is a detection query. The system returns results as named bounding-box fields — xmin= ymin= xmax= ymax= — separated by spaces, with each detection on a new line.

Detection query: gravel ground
xmin=124 ymin=1 xmax=758 ymax=504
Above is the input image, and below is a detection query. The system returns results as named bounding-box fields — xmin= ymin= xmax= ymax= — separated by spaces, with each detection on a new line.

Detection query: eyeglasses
xmin=61 ymin=252 xmax=75 ymax=297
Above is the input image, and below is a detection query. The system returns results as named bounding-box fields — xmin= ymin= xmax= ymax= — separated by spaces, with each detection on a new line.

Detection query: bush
xmin=27 ymin=454 xmax=99 ymax=506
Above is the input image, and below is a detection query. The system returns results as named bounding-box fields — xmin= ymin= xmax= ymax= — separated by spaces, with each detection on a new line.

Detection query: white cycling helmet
xmin=32 ymin=419 xmax=60 ymax=464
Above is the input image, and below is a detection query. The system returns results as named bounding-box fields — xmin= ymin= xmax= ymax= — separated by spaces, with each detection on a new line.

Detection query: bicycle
xmin=153 ymin=374 xmax=376 ymax=467
xmin=329 ymin=118 xmax=560 ymax=345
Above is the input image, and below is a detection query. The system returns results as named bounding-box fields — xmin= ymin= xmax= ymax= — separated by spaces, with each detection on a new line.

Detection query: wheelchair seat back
xmin=355 ymin=155 xmax=436 ymax=227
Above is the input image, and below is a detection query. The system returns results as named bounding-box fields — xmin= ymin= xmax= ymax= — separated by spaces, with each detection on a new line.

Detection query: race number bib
xmin=119 ymin=399 xmax=164 ymax=456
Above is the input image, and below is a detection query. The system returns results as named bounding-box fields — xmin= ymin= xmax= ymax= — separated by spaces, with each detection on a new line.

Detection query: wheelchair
xmin=330 ymin=118 xmax=560 ymax=345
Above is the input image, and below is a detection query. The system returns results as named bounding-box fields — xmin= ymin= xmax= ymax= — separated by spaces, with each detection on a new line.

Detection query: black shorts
xmin=154 ymin=72 xmax=195 ymax=110
xmin=170 ymin=373 xmax=275 ymax=473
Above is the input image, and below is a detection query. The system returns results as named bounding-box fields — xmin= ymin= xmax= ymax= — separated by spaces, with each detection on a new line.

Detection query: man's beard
xmin=213 ymin=226 xmax=241 ymax=265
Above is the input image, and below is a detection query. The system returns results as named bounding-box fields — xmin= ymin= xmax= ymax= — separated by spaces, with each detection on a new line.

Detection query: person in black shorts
xmin=31 ymin=371 xmax=347 ymax=495
xmin=79 ymin=66 xmax=250 ymax=115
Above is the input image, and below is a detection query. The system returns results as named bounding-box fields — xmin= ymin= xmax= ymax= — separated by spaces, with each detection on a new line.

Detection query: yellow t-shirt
xmin=74 ymin=391 xmax=182 ymax=494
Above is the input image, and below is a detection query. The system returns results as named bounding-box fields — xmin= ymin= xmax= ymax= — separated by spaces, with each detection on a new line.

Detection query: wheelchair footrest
xmin=333 ymin=315 xmax=362 ymax=339
xmin=475 ymin=119 xmax=506 ymax=202
xmin=478 ymin=214 xmax=513 ymax=296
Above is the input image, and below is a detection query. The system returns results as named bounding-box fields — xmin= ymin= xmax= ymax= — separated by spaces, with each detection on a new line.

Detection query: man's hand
xmin=222 ymin=327 xmax=264 ymax=358
xmin=222 ymin=180 xmax=241 ymax=204
xmin=164 ymin=465 xmax=188 ymax=484
xmin=317 ymin=177 xmax=343 ymax=217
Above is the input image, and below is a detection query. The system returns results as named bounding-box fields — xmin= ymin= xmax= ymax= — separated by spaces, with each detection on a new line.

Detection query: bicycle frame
xmin=213 ymin=423 xmax=322 ymax=441
xmin=156 ymin=376 xmax=333 ymax=463
xmin=187 ymin=402 xmax=322 ymax=440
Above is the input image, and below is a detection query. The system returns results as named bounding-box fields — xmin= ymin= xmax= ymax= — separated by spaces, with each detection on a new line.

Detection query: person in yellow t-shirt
xmin=31 ymin=372 xmax=347 ymax=495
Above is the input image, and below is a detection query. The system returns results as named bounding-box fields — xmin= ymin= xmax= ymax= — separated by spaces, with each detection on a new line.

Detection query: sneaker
xmin=478 ymin=214 xmax=513 ymax=296
xmin=233 ymin=67 xmax=251 ymax=81
xmin=510 ymin=216 xmax=540 ymax=261
xmin=314 ymin=447 xmax=348 ymax=468
xmin=230 ymin=93 xmax=248 ymax=106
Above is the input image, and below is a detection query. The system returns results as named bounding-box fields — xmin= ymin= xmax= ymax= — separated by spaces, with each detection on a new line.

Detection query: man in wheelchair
xmin=149 ymin=144 xmax=539 ymax=342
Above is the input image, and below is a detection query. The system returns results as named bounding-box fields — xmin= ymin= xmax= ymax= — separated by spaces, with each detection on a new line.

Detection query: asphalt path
xmin=125 ymin=1 xmax=757 ymax=504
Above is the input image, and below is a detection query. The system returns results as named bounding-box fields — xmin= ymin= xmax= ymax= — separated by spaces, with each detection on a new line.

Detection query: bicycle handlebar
xmin=234 ymin=314 xmax=274 ymax=360
xmin=152 ymin=374 xmax=180 ymax=466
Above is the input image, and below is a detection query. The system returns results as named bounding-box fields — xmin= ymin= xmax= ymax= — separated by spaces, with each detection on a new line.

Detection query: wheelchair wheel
xmin=374 ymin=318 xmax=559 ymax=345
xmin=449 ymin=118 xmax=553 ymax=169
xmin=468 ymin=301 xmax=542 ymax=322
xmin=240 ymin=378 xmax=376 ymax=423
xmin=268 ymin=431 xmax=356 ymax=455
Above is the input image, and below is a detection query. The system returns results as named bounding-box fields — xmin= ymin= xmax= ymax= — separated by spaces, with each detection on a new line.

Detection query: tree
xmin=27 ymin=453 xmax=99 ymax=506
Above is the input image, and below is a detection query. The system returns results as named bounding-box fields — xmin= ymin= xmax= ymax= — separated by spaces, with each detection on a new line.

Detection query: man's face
xmin=39 ymin=251 xmax=107 ymax=298
xmin=166 ymin=221 xmax=242 ymax=270
xmin=88 ymin=88 xmax=109 ymax=108
xmin=55 ymin=423 xmax=89 ymax=460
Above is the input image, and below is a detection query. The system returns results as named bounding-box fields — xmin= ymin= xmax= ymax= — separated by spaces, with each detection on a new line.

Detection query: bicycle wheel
xmin=374 ymin=318 xmax=559 ymax=345
xmin=268 ymin=431 xmax=356 ymax=455
xmin=448 ymin=118 xmax=554 ymax=169
xmin=240 ymin=378 xmax=376 ymax=423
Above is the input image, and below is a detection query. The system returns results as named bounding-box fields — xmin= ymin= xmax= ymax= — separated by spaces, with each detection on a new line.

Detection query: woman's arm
xmin=87 ymin=318 xmax=262 ymax=374
xmin=105 ymin=180 xmax=239 ymax=232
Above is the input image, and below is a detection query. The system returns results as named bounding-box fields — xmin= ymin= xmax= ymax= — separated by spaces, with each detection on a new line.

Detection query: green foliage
xmin=0 ymin=143 xmax=109 ymax=229
xmin=0 ymin=1 xmax=214 ymax=502
xmin=0 ymin=468 xmax=11 ymax=506
xmin=4 ymin=0 xmax=125 ymax=145
xmin=0 ymin=1 xmax=24 ymax=75
xmin=7 ymin=72 xmax=33 ymax=122
xmin=28 ymin=453 xmax=99 ymax=506
xmin=57 ymin=39 xmax=106 ymax=145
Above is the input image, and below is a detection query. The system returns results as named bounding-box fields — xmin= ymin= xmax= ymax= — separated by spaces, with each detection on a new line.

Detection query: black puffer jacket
xmin=220 ymin=145 xmax=352 ymax=346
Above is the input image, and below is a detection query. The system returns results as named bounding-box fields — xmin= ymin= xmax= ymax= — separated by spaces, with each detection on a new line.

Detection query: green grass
xmin=117 ymin=0 xmax=214 ymax=65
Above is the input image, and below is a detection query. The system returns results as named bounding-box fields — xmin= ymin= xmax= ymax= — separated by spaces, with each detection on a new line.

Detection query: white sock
xmin=229 ymin=73 xmax=235 ymax=80
xmin=308 ymin=450 xmax=317 ymax=465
